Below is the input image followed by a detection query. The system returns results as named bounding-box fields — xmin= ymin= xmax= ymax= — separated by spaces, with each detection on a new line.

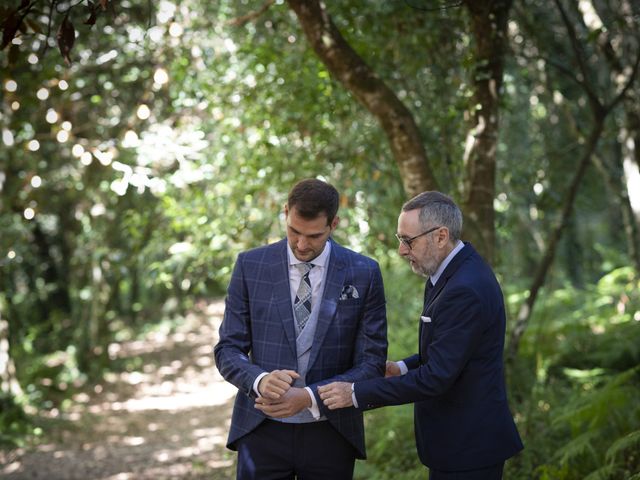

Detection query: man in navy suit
xmin=319 ymin=191 xmax=523 ymax=479
xmin=214 ymin=179 xmax=388 ymax=479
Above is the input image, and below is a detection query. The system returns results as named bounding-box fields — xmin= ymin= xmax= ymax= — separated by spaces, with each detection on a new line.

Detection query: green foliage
xmin=0 ymin=392 xmax=33 ymax=447
xmin=356 ymin=405 xmax=424 ymax=480
xmin=360 ymin=266 xmax=640 ymax=480
xmin=1 ymin=1 xmax=639 ymax=475
xmin=507 ymin=268 xmax=640 ymax=479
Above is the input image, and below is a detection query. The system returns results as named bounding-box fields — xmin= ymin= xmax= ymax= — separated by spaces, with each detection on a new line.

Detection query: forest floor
xmin=0 ymin=300 xmax=238 ymax=479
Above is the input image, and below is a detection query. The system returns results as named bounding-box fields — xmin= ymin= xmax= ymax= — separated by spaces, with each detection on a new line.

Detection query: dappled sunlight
xmin=86 ymin=305 xmax=238 ymax=414
xmin=1 ymin=300 xmax=236 ymax=479
xmin=105 ymin=382 xmax=237 ymax=413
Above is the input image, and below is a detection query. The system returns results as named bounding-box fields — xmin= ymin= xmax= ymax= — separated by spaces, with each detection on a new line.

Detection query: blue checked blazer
xmin=214 ymin=238 xmax=388 ymax=458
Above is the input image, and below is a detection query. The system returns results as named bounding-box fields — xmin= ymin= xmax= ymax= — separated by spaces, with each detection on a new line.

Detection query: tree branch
xmin=226 ymin=0 xmax=275 ymax=27
xmin=554 ymin=0 xmax=602 ymax=113
xmin=604 ymin=51 xmax=640 ymax=116
xmin=285 ymin=0 xmax=438 ymax=196
xmin=506 ymin=117 xmax=605 ymax=364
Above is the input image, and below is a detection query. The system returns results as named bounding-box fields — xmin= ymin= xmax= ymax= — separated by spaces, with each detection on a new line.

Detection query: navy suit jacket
xmin=214 ymin=238 xmax=387 ymax=458
xmin=355 ymin=243 xmax=523 ymax=470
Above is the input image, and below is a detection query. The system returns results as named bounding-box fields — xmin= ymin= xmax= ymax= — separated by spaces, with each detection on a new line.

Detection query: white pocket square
xmin=420 ymin=316 xmax=431 ymax=323
xmin=339 ymin=285 xmax=359 ymax=300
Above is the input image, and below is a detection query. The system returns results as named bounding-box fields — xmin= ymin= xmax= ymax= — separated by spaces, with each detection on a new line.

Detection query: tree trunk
xmin=286 ymin=0 xmax=438 ymax=198
xmin=588 ymin=0 xmax=640 ymax=273
xmin=462 ymin=0 xmax=512 ymax=265
xmin=506 ymin=118 xmax=605 ymax=363
xmin=593 ymin=147 xmax=640 ymax=276
xmin=621 ymin=131 xmax=640 ymax=274
xmin=0 ymin=302 xmax=22 ymax=398
xmin=506 ymin=0 xmax=640 ymax=363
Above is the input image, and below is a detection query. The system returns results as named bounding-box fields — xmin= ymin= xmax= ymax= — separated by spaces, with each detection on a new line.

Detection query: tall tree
xmin=284 ymin=0 xmax=512 ymax=262
xmin=461 ymin=0 xmax=512 ymax=263
xmin=0 ymin=304 xmax=22 ymax=400
xmin=506 ymin=0 xmax=640 ymax=361
xmin=285 ymin=0 xmax=438 ymax=198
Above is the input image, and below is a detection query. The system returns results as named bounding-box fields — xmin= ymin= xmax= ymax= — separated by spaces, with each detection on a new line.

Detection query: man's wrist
xmin=253 ymin=372 xmax=268 ymax=397
xmin=301 ymin=387 xmax=312 ymax=407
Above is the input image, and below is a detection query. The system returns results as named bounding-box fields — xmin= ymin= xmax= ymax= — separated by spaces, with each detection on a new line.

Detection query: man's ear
xmin=284 ymin=203 xmax=289 ymax=218
xmin=330 ymin=215 xmax=340 ymax=231
xmin=438 ymin=226 xmax=450 ymax=245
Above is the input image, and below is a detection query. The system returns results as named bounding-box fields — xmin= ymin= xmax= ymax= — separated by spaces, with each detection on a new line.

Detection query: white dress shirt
xmin=253 ymin=240 xmax=332 ymax=419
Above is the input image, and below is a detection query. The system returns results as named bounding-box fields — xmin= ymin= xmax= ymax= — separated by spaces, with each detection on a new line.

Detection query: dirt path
xmin=1 ymin=300 xmax=238 ymax=479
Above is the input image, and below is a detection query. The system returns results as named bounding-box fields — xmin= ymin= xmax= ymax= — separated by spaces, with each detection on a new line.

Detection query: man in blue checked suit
xmin=319 ymin=191 xmax=523 ymax=480
xmin=214 ymin=179 xmax=388 ymax=480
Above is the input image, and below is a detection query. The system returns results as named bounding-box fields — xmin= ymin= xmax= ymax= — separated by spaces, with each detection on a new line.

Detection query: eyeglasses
xmin=395 ymin=226 xmax=442 ymax=250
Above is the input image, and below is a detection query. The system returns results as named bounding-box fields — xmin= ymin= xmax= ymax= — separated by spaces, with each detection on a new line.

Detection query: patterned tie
xmin=294 ymin=263 xmax=314 ymax=331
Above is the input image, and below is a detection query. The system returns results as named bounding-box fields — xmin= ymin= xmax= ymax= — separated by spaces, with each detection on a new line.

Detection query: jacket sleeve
xmin=354 ymin=286 xmax=487 ymax=409
xmin=214 ymin=254 xmax=265 ymax=398
xmin=310 ymin=263 xmax=388 ymax=416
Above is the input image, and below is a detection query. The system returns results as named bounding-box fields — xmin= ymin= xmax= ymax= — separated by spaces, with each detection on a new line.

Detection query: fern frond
xmin=582 ymin=464 xmax=623 ymax=480
xmin=605 ymin=430 xmax=640 ymax=463
xmin=555 ymin=429 xmax=599 ymax=465
xmin=552 ymin=366 xmax=640 ymax=431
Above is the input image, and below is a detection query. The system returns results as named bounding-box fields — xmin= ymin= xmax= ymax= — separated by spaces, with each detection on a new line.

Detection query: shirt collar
xmin=287 ymin=239 xmax=332 ymax=268
xmin=429 ymin=240 xmax=464 ymax=286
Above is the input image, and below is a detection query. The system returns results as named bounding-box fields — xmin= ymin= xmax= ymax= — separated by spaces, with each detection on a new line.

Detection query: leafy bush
xmin=360 ymin=265 xmax=640 ymax=479
xmin=509 ymin=268 xmax=640 ymax=479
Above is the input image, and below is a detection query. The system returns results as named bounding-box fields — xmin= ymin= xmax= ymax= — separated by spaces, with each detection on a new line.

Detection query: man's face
xmin=285 ymin=205 xmax=338 ymax=262
xmin=397 ymin=209 xmax=443 ymax=278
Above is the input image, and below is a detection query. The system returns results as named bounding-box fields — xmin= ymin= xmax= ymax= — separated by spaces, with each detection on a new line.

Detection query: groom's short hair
xmin=288 ymin=179 xmax=340 ymax=225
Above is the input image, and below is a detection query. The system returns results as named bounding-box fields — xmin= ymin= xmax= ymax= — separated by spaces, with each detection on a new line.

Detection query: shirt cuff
xmin=305 ymin=387 xmax=321 ymax=419
xmin=397 ymin=361 xmax=409 ymax=375
xmin=253 ymin=372 xmax=268 ymax=396
xmin=351 ymin=383 xmax=359 ymax=408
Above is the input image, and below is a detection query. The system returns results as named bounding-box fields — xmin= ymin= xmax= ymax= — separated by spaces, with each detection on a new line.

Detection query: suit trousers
xmin=429 ymin=463 xmax=504 ymax=480
xmin=236 ymin=419 xmax=357 ymax=480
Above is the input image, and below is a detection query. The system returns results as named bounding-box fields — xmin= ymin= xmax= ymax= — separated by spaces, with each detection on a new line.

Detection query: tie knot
xmin=296 ymin=262 xmax=314 ymax=275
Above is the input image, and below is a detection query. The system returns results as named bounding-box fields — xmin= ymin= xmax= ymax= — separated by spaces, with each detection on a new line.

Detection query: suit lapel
xmin=419 ymin=281 xmax=431 ymax=362
xmin=421 ymin=243 xmax=475 ymax=362
xmin=307 ymin=239 xmax=346 ymax=371
xmin=270 ymin=240 xmax=298 ymax=357
xmin=427 ymin=242 xmax=475 ymax=308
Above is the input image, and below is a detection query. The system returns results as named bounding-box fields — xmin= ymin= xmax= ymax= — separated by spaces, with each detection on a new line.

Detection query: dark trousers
xmin=236 ymin=419 xmax=357 ymax=480
xmin=429 ymin=463 xmax=504 ymax=480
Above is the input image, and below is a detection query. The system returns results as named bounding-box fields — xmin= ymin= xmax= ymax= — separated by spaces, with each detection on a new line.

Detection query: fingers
xmin=385 ymin=360 xmax=401 ymax=378
xmin=255 ymin=400 xmax=287 ymax=418
xmin=318 ymin=382 xmax=352 ymax=410
xmin=317 ymin=383 xmax=333 ymax=395
xmin=322 ymin=395 xmax=348 ymax=410
xmin=317 ymin=384 xmax=336 ymax=409
xmin=254 ymin=387 xmax=306 ymax=418
xmin=259 ymin=369 xmax=300 ymax=399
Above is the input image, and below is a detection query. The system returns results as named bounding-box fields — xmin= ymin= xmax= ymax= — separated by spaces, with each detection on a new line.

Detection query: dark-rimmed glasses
xmin=395 ymin=226 xmax=442 ymax=250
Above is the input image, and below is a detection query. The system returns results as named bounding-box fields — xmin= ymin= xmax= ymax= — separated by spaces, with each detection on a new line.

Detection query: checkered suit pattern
xmin=214 ymin=238 xmax=387 ymax=458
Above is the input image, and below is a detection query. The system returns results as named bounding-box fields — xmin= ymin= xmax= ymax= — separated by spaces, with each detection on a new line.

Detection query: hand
xmin=258 ymin=369 xmax=300 ymax=399
xmin=318 ymin=382 xmax=353 ymax=410
xmin=254 ymin=387 xmax=311 ymax=418
xmin=385 ymin=360 xmax=401 ymax=378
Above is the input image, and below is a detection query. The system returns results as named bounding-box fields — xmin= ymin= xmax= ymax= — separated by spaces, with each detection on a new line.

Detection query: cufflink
xmin=420 ymin=316 xmax=432 ymax=323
